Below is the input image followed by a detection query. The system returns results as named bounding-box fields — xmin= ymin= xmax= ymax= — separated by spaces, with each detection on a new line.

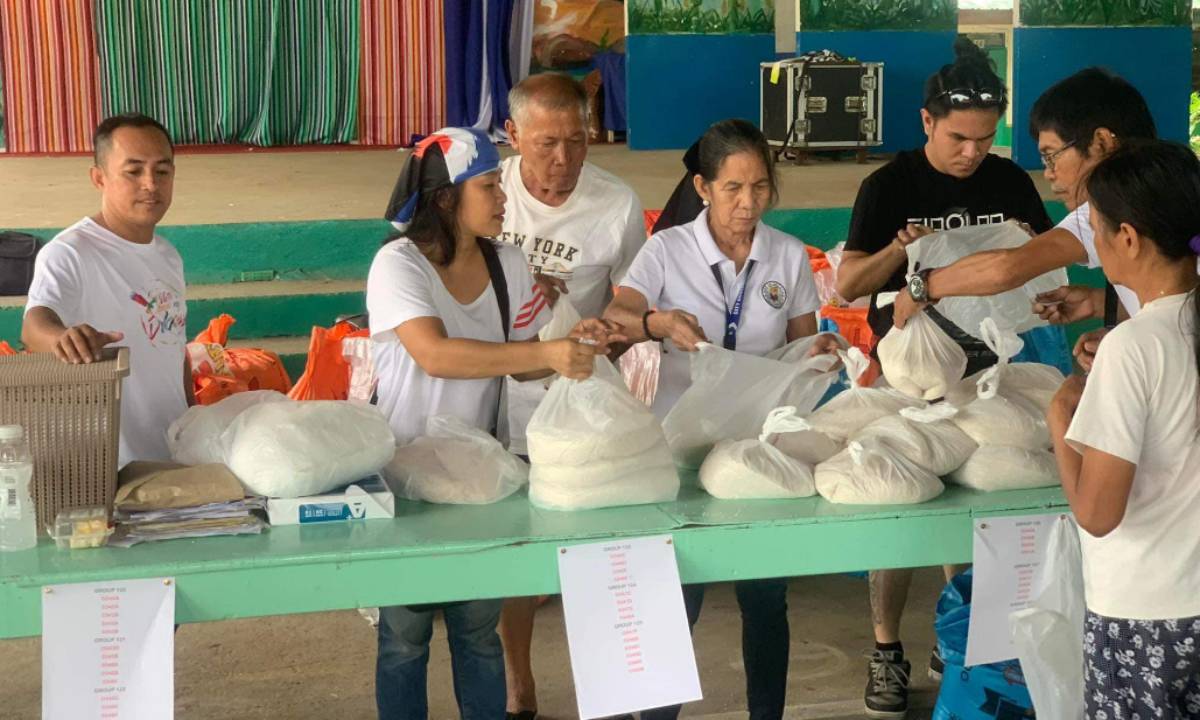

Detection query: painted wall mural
xmin=533 ymin=0 xmax=626 ymax=71
xmin=799 ymin=0 xmax=957 ymax=31
xmin=627 ymin=0 xmax=775 ymax=34
xmin=1018 ymin=0 xmax=1188 ymax=26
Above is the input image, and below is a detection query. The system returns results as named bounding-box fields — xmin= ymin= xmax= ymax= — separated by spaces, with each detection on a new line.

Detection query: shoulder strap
xmin=1103 ymin=282 xmax=1118 ymax=328
xmin=477 ymin=238 xmax=510 ymax=341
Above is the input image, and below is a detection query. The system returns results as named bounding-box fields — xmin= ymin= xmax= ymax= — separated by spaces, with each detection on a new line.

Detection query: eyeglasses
xmin=927 ymin=87 xmax=1006 ymax=109
xmin=1040 ymin=141 xmax=1077 ymax=172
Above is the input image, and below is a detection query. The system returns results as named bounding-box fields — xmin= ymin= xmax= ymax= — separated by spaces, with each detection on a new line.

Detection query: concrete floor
xmin=1 ymin=571 xmax=947 ymax=719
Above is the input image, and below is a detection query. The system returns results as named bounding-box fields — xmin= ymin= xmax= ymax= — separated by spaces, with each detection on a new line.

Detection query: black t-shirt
xmin=845 ymin=149 xmax=1053 ymax=372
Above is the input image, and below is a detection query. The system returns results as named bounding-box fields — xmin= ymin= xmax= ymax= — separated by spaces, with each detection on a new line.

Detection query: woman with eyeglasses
xmin=832 ymin=37 xmax=1056 ymax=720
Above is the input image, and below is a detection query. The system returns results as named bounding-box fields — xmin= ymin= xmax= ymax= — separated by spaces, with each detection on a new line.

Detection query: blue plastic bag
xmin=932 ymin=569 xmax=1036 ymax=720
xmin=1014 ymin=325 xmax=1072 ymax=375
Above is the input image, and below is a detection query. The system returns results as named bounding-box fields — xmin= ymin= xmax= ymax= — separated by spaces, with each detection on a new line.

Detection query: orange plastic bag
xmin=0 ymin=341 xmax=17 ymax=356
xmin=287 ymin=322 xmax=368 ymax=401
xmin=643 ymin=209 xmax=662 ymax=238
xmin=188 ymin=314 xmax=291 ymax=405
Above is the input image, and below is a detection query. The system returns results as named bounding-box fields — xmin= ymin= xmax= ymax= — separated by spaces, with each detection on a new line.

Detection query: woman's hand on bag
xmin=543 ymin=337 xmax=597 ymax=380
xmin=807 ymin=333 xmax=843 ymax=358
xmin=1034 ymin=286 xmax=1101 ymax=325
xmin=1073 ymin=327 xmax=1109 ymax=373
xmin=568 ymin=318 xmax=628 ymax=354
xmin=651 ymin=310 xmax=707 ymax=351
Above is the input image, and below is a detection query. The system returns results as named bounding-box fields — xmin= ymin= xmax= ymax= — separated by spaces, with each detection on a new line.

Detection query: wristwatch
xmin=907 ymin=268 xmax=934 ymax=303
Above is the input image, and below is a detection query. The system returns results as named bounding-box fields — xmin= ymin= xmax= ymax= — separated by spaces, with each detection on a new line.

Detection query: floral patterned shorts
xmin=1085 ymin=610 xmax=1200 ymax=719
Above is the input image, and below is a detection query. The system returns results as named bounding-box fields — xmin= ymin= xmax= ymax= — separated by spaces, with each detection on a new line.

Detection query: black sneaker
xmin=929 ymin=645 xmax=945 ymax=682
xmin=864 ymin=649 xmax=911 ymax=719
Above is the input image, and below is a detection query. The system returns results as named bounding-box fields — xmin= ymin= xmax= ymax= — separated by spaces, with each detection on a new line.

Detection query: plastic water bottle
xmin=0 ymin=425 xmax=37 ymax=551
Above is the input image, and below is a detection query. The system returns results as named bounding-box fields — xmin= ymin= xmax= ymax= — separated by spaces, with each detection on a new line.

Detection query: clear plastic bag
xmin=1009 ymin=515 xmax=1085 ymax=719
xmin=815 ymin=436 xmax=945 ymax=505
xmin=384 ymin=415 xmax=528 ymax=504
xmin=807 ymin=347 xmax=923 ymax=443
xmin=700 ymin=407 xmax=817 ymax=500
xmin=167 ymin=390 xmax=290 ymax=466
xmin=662 ymin=336 xmax=841 ymax=469
xmin=852 ymin=403 xmax=977 ymax=477
xmin=949 ymin=445 xmax=1059 ymax=492
xmin=223 ymin=401 xmax=395 ymax=498
xmin=619 ymin=340 xmax=661 ymax=407
xmin=876 ymin=311 xmax=968 ymax=401
xmin=906 ymin=222 xmax=1070 ymax=339
xmin=527 ymin=358 xmax=679 ymax=510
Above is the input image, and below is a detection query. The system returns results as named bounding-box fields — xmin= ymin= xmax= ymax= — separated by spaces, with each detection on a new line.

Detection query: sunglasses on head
xmin=927 ymin=87 xmax=1006 ymax=109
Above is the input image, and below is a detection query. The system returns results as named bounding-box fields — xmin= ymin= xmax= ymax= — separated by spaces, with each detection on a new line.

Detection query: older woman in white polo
xmin=604 ymin=118 xmax=838 ymax=720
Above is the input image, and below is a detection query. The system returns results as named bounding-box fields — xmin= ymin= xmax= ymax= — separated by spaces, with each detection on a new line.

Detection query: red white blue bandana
xmin=384 ymin=127 xmax=501 ymax=231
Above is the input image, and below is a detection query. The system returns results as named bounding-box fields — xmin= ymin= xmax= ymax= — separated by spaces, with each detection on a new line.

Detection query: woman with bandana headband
xmin=370 ymin=127 xmax=624 ymax=720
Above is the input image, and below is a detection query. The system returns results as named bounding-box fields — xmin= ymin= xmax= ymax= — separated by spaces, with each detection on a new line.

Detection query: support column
xmin=1012 ymin=0 xmax=1192 ymax=168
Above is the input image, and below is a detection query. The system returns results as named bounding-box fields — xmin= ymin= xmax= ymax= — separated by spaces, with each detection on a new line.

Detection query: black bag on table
xmin=0 ymin=232 xmax=42 ymax=296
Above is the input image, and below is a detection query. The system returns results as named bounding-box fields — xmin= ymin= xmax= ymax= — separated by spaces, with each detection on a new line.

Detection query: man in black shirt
xmin=835 ymin=39 xmax=1052 ymax=719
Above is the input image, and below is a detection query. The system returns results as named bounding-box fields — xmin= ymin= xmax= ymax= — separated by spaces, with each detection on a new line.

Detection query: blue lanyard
xmin=710 ymin=259 xmax=756 ymax=350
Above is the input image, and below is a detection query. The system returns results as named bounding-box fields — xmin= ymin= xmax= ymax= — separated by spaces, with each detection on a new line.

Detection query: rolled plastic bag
xmin=806 ymin=347 xmax=923 ymax=443
xmin=945 ymin=318 xmax=1065 ymax=415
xmin=700 ymin=407 xmax=817 ymax=499
xmin=223 ymin=401 xmax=395 ymax=498
xmin=528 ymin=358 xmax=678 ymax=510
xmin=876 ymin=311 xmax=968 ymax=401
xmin=949 ymin=445 xmax=1059 ymax=492
xmin=815 ymin=437 xmax=944 ymax=505
xmin=1009 ymin=515 xmax=1085 ymax=719
xmin=167 ymin=390 xmax=290 ymax=466
xmin=852 ymin=403 xmax=977 ymax=477
xmin=384 ymin=416 xmax=528 ymax=504
xmin=905 ymin=222 xmax=1069 ymax=338
xmin=663 ymin=336 xmax=840 ymax=468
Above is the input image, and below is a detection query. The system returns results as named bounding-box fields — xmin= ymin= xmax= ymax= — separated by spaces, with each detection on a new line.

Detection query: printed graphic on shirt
xmin=500 ymin=232 xmax=583 ymax=278
xmin=761 ymin=281 xmax=787 ymax=309
xmin=513 ymin=284 xmax=549 ymax=331
xmin=130 ymin=280 xmax=186 ymax=346
xmin=906 ymin=208 xmax=1008 ymax=231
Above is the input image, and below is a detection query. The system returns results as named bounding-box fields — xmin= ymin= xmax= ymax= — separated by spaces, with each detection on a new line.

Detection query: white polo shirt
xmin=621 ymin=209 xmax=822 ymax=420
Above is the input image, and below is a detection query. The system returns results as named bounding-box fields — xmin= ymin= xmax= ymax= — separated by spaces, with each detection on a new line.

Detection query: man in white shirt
xmin=495 ymin=73 xmax=645 ymax=720
xmin=891 ymin=69 xmax=1158 ymax=367
xmin=23 ymin=113 xmax=191 ymax=468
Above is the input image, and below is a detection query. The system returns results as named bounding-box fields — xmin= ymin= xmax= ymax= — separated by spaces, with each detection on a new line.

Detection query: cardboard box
xmin=266 ymin=475 xmax=395 ymax=526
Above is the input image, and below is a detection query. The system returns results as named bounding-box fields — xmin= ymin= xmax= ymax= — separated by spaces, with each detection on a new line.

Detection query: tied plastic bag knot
xmin=815 ymin=436 xmax=945 ymax=505
xmin=975 ymin=318 xmax=1024 ymax=400
xmin=757 ymin=406 xmax=812 ymax=442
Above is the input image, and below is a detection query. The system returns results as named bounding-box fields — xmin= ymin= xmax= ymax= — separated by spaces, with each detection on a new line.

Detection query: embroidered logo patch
xmin=761 ymin=280 xmax=787 ymax=309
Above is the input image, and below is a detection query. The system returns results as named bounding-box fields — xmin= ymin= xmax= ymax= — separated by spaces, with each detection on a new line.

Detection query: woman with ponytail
xmin=1047 ymin=139 xmax=1200 ymax=716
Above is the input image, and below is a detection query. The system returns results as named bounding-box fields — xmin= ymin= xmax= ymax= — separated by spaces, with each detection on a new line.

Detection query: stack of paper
xmin=111 ymin=499 xmax=266 ymax=547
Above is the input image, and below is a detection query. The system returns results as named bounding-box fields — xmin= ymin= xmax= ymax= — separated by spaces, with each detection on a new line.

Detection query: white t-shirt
xmin=621 ymin=209 xmax=823 ymax=420
xmin=366 ymin=239 xmax=549 ymax=444
xmin=497 ymin=156 xmax=645 ymax=455
xmin=25 ymin=218 xmax=189 ymax=468
xmin=1057 ymin=203 xmax=1142 ymax=316
xmin=1065 ymin=293 xmax=1200 ymax=620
